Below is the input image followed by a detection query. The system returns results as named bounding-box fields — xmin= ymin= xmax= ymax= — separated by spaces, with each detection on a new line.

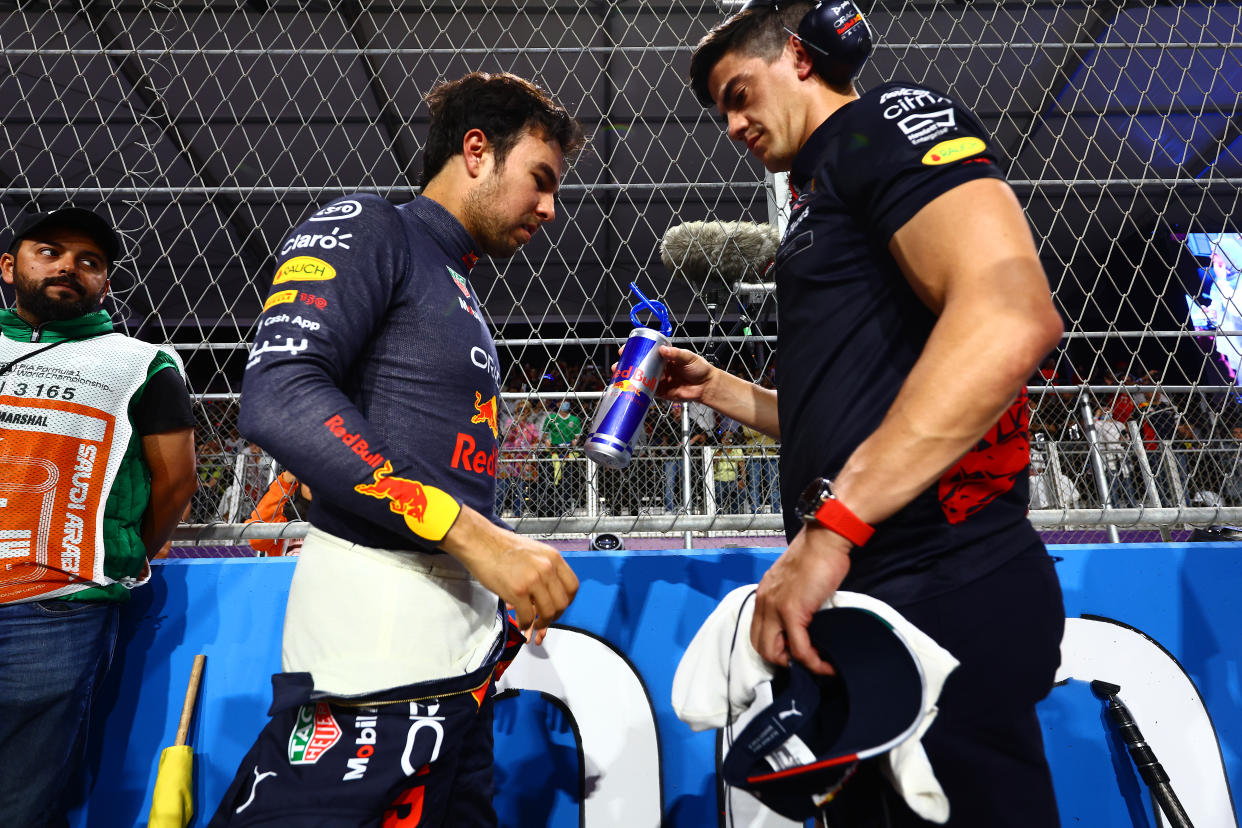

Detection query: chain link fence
xmin=4 ymin=2 xmax=1242 ymax=552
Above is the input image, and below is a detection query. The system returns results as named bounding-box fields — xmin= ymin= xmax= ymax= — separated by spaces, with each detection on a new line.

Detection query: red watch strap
xmin=812 ymin=498 xmax=875 ymax=547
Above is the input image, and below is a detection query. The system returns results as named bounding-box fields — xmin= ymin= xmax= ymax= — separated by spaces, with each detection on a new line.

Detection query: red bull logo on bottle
xmin=584 ymin=326 xmax=670 ymax=469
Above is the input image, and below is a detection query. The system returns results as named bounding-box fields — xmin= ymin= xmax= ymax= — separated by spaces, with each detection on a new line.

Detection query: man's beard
xmin=461 ymin=173 xmax=526 ymax=259
xmin=14 ymin=273 xmax=105 ymax=323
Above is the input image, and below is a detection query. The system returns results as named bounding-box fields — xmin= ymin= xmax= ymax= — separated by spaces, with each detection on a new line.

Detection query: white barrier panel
xmin=498 ymin=628 xmax=663 ymax=826
xmin=1057 ymin=616 xmax=1236 ymax=828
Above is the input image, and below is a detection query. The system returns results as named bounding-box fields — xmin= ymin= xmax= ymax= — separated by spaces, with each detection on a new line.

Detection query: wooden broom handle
xmin=174 ymin=654 xmax=207 ymax=747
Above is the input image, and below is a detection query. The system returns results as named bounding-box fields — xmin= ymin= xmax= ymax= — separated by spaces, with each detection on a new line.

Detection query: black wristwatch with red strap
xmin=795 ymin=477 xmax=875 ymax=548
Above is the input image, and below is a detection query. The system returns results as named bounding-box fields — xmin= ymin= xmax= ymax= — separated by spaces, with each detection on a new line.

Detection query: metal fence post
xmin=227 ymin=452 xmax=245 ymax=523
xmin=1081 ymin=398 xmax=1120 ymax=543
xmin=584 ymin=457 xmax=599 ymax=519
xmin=1046 ymin=439 xmax=1071 ymax=509
xmin=1161 ymin=440 xmax=1186 ymax=508
xmin=704 ymin=446 xmax=718 ymax=516
xmin=685 ymin=404 xmax=695 ymax=546
xmin=1127 ymin=420 xmax=1170 ymax=541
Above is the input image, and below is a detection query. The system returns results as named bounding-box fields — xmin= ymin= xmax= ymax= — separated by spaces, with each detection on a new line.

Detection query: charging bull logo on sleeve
xmin=471 ymin=392 xmax=499 ymax=438
xmin=355 ymin=461 xmax=460 ymax=541
xmin=288 ymin=703 xmax=342 ymax=765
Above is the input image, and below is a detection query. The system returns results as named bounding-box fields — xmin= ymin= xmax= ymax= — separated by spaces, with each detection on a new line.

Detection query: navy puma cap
xmin=720 ymin=606 xmax=927 ymax=820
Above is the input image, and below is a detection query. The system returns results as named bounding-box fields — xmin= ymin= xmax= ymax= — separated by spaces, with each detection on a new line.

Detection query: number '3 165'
xmin=0 ymin=381 xmax=76 ymax=400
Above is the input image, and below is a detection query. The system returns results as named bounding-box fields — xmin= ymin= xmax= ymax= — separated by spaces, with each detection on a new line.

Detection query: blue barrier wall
xmin=69 ymin=544 xmax=1242 ymax=826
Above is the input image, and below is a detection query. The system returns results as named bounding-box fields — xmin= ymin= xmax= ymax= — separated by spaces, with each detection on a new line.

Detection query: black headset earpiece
xmin=738 ymin=0 xmax=874 ymax=85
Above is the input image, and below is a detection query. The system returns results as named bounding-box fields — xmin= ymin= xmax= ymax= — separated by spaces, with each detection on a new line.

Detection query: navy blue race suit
xmin=238 ymin=194 xmax=503 ymax=550
xmin=211 ymin=194 xmax=515 ymax=828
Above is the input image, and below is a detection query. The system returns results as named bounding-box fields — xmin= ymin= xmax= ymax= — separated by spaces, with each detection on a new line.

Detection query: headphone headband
xmin=736 ymin=0 xmax=873 ymax=85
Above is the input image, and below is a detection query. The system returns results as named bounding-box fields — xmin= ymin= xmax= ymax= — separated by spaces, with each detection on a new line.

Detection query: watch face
xmin=797 ymin=478 xmax=830 ymax=521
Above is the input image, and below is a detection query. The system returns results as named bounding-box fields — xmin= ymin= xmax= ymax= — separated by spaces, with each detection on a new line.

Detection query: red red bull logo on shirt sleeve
xmin=471 ymin=392 xmax=499 ymax=438
xmin=354 ymin=461 xmax=460 ymax=541
xmin=324 ymin=414 xmax=386 ymax=468
xmin=288 ymin=702 xmax=342 ymax=765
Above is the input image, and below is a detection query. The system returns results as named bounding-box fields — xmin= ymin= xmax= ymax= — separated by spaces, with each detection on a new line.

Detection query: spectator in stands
xmin=498 ymin=400 xmax=542 ymax=518
xmin=686 ymin=399 xmax=717 ymax=435
xmin=192 ymin=435 xmax=228 ymax=522
xmin=1223 ymin=425 xmax=1242 ymax=505
xmin=580 ymin=363 xmax=606 ymax=393
xmin=1138 ymin=389 xmax=1186 ymax=505
xmin=246 ymin=469 xmax=312 ymax=556
xmin=0 ymin=207 xmax=198 ymax=824
xmin=712 ymin=429 xmax=747 ymax=513
xmin=1104 ymin=372 xmax=1138 ymax=426
xmin=651 ymin=402 xmax=707 ymax=513
xmin=1174 ymin=420 xmax=1223 ymax=507
xmin=542 ymin=400 xmax=583 ymax=515
xmin=1092 ymin=405 xmax=1137 ymax=507
xmin=741 ymin=423 xmax=780 ymax=513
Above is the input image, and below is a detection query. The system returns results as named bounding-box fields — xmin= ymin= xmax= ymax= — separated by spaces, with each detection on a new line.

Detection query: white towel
xmin=672 ymin=585 xmax=959 ymax=823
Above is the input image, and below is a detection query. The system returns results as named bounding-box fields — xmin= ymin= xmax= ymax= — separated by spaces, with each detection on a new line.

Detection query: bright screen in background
xmin=1183 ymin=232 xmax=1242 ymax=383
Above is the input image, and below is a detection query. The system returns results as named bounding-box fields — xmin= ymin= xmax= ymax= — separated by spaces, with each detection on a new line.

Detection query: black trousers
xmin=822 ymin=542 xmax=1065 ymax=827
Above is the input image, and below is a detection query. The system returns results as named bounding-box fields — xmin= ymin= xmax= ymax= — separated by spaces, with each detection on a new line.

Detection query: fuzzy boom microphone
xmin=659 ymin=220 xmax=780 ymax=297
xmin=660 ymin=221 xmax=780 ymax=369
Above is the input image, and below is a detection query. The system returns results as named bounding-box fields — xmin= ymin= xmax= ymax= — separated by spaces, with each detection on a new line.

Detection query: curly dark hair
xmin=421 ymin=72 xmax=584 ymax=184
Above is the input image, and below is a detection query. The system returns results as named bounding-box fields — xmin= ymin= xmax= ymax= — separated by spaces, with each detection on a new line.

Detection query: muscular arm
xmin=833 ymin=178 xmax=1063 ymax=523
xmin=141 ymin=427 xmax=198 ymax=559
xmin=752 ymin=178 xmax=1062 ymax=672
xmin=656 ymin=347 xmax=781 ymax=438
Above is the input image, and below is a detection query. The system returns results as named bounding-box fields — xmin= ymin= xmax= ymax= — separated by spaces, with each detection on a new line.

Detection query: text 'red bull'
xmin=324 ymin=414 xmax=386 ymax=468
xmin=471 ymin=391 xmax=499 ymax=438
xmin=354 ymin=461 xmax=460 ymax=542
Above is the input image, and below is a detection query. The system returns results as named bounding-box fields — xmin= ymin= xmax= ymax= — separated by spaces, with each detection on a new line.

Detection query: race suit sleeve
xmin=831 ymin=84 xmax=1007 ymax=244
xmin=238 ymin=194 xmax=462 ymax=544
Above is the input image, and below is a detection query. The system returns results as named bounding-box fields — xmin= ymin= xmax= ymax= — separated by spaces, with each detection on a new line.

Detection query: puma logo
xmin=235 ymin=766 xmax=278 ymax=814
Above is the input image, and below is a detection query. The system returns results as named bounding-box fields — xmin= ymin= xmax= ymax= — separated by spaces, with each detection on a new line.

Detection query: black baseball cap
xmin=720 ymin=606 xmax=927 ymax=820
xmin=5 ymin=207 xmax=123 ymax=266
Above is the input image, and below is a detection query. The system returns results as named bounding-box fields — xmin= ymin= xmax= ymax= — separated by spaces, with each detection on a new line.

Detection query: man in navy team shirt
xmin=662 ymin=2 xmax=1067 ymax=825
xmin=210 ymin=73 xmax=582 ymax=827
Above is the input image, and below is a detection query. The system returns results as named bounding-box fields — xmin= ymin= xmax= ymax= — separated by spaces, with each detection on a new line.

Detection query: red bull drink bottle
xmin=585 ymin=284 xmax=673 ymax=469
